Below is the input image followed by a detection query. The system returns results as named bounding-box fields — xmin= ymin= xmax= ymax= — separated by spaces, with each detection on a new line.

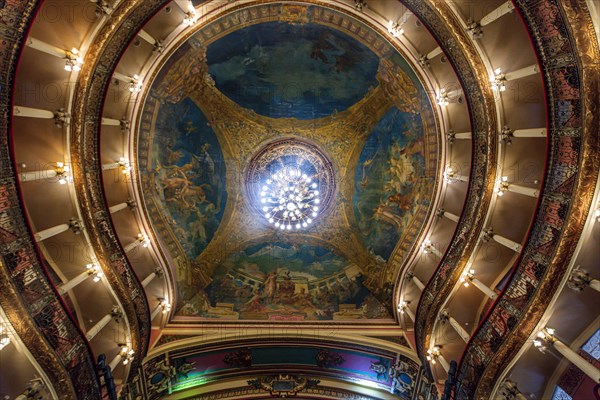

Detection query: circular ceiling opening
xmin=246 ymin=138 xmax=336 ymax=229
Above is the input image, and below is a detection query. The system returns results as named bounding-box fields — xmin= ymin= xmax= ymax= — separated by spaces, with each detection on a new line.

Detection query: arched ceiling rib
xmin=1 ymin=0 xmax=598 ymax=398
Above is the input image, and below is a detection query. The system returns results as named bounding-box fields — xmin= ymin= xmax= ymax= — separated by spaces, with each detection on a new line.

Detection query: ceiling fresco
xmin=136 ymin=3 xmax=439 ymax=322
xmin=206 ymin=21 xmax=380 ymax=119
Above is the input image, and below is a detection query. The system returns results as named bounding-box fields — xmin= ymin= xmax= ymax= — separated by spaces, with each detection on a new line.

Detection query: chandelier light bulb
xmin=259 ymin=166 xmax=320 ymax=230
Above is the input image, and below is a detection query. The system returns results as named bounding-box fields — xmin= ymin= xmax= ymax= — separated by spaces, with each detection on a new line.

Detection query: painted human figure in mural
xmin=244 ymin=291 xmax=264 ymax=313
xmin=263 ymin=271 xmax=278 ymax=302
xmin=195 ymin=143 xmax=216 ymax=186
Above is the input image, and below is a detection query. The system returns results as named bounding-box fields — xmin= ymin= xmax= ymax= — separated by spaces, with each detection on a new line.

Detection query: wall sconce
xmin=398 ymin=300 xmax=409 ymax=314
xmin=64 ymin=48 xmax=83 ymax=72
xmin=183 ymin=7 xmax=198 ymax=26
xmin=388 ymin=20 xmax=404 ymax=38
xmin=159 ymin=298 xmax=172 ymax=314
xmin=426 ymin=346 xmax=441 ymax=364
xmin=128 ymin=74 xmax=142 ymax=94
xmin=55 ymin=162 xmax=72 ymax=185
xmin=495 ymin=176 xmax=509 ymax=197
xmin=460 ymin=269 xmax=475 ymax=287
xmin=436 ymin=89 xmax=449 ymax=107
xmin=137 ymin=233 xmax=150 ymax=248
xmin=118 ymin=157 xmax=133 ymax=175
xmin=119 ymin=345 xmax=135 ymax=365
xmin=533 ymin=327 xmax=556 ymax=353
xmin=86 ymin=263 xmax=103 ymax=282
xmin=0 ymin=324 xmax=10 ymax=351
xmin=491 ymin=68 xmax=506 ymax=92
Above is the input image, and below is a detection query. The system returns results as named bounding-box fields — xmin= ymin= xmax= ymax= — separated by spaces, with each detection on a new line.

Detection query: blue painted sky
xmin=206 ymin=22 xmax=380 ymax=119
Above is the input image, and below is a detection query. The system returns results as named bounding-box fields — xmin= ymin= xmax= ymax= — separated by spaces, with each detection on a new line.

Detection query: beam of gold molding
xmin=68 ymin=0 xmax=168 ymax=373
xmin=404 ymin=0 xmax=498 ymax=372
xmin=471 ymin=1 xmax=600 ymax=397
xmin=147 ymin=328 xmax=416 ymax=363
xmin=0 ymin=260 xmax=76 ymax=398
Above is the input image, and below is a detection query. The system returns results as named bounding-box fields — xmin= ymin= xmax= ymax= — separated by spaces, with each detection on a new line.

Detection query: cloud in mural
xmin=207 ymin=22 xmax=380 ymax=119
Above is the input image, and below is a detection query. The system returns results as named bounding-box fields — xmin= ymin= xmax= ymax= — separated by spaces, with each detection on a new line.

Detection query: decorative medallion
xmin=246 ymin=138 xmax=336 ymax=229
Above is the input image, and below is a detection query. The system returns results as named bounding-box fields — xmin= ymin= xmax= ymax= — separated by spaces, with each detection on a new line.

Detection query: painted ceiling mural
xmin=136 ymin=3 xmax=438 ymax=322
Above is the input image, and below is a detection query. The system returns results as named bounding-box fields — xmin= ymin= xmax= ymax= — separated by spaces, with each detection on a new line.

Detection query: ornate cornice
xmin=403 ymin=0 xmax=499 ymax=376
xmin=0 ymin=1 xmax=101 ymax=398
xmin=69 ymin=0 xmax=168 ymax=373
xmin=455 ymin=1 xmax=600 ymax=398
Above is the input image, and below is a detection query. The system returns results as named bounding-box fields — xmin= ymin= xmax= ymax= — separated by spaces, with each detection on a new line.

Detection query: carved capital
xmin=567 ymin=265 xmax=591 ymax=292
xmin=500 ymin=126 xmax=514 ymax=145
xmin=68 ymin=218 xmax=83 ymax=234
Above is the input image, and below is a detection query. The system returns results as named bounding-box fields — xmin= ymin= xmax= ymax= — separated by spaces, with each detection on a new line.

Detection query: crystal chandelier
xmin=260 ymin=165 xmax=320 ymax=230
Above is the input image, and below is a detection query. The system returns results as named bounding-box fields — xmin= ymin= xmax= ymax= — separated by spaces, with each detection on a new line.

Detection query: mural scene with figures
xmin=137 ymin=4 xmax=437 ymax=322
xmin=354 ymin=106 xmax=430 ymax=261
xmin=148 ymin=98 xmax=227 ymax=259
xmin=177 ymin=242 xmax=390 ymax=320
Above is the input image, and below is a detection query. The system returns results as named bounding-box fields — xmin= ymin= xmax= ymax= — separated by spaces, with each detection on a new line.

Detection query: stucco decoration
xmin=137 ymin=3 xmax=438 ymax=321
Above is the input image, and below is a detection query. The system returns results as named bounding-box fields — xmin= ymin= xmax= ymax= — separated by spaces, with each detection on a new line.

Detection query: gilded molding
xmin=402 ymin=0 xmax=499 ymax=375
xmin=455 ymin=0 xmax=600 ymax=398
xmin=0 ymin=0 xmax=101 ymax=398
xmin=69 ymin=0 xmax=167 ymax=373
xmin=133 ymin=1 xmax=440 ymax=319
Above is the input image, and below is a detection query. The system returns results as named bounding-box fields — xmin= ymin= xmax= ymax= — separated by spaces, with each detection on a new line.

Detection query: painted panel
xmin=353 ymin=107 xmax=429 ymax=260
xmin=149 ymin=98 xmax=227 ymax=259
xmin=207 ymin=21 xmax=380 ymax=120
xmin=179 ymin=242 xmax=390 ymax=321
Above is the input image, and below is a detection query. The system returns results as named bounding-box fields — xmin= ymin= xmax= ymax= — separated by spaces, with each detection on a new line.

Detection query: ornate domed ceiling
xmin=136 ymin=3 xmax=439 ymax=322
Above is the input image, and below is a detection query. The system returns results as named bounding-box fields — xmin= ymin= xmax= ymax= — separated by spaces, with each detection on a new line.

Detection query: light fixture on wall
xmin=260 ymin=165 xmax=320 ymax=230
xmin=90 ymin=0 xmax=113 ymax=17
xmin=387 ymin=20 xmax=404 ymax=38
xmin=64 ymin=48 xmax=83 ymax=72
xmin=0 ymin=324 xmax=10 ymax=351
xmin=128 ymin=75 xmax=142 ymax=94
xmin=443 ymin=167 xmax=457 ymax=183
xmin=159 ymin=299 xmax=171 ymax=314
xmin=137 ymin=233 xmax=151 ymax=248
xmin=426 ymin=346 xmax=441 ymax=364
xmin=119 ymin=345 xmax=135 ymax=365
xmin=183 ymin=6 xmax=198 ymax=26
xmin=533 ymin=327 xmax=556 ymax=353
xmin=86 ymin=263 xmax=103 ymax=282
xmin=495 ymin=176 xmax=510 ymax=197
xmin=421 ymin=239 xmax=435 ymax=254
xmin=459 ymin=269 xmax=475 ymax=287
xmin=118 ymin=157 xmax=133 ymax=175
xmin=354 ymin=0 xmax=367 ymax=11
xmin=436 ymin=89 xmax=449 ymax=106
xmin=398 ymin=300 xmax=409 ymax=314
xmin=491 ymin=68 xmax=506 ymax=92
xmin=55 ymin=162 xmax=72 ymax=185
